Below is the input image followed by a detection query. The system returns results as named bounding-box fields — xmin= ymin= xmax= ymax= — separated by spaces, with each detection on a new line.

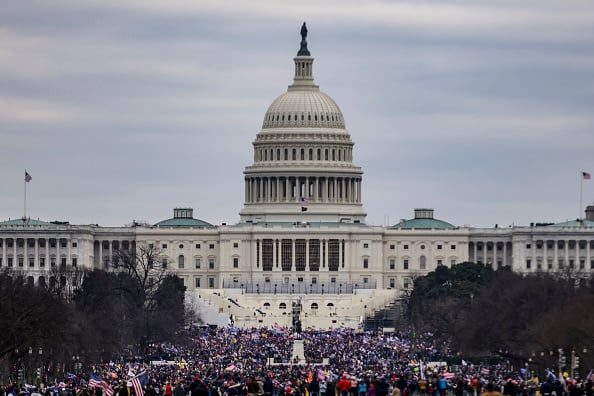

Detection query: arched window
xmin=279 ymin=302 xmax=287 ymax=310
xmin=311 ymin=302 xmax=319 ymax=310
xmin=178 ymin=255 xmax=185 ymax=269
xmin=420 ymin=255 xmax=426 ymax=270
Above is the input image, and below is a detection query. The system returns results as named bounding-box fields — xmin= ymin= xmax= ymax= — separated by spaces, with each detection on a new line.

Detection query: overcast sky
xmin=2 ymin=0 xmax=594 ymax=228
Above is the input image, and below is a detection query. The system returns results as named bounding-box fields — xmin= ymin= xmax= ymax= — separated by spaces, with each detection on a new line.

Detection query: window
xmin=437 ymin=244 xmax=442 ymax=250
xmin=50 ymin=241 xmax=55 ymax=248
xmin=162 ymin=243 xmax=168 ymax=249
xmin=61 ymin=257 xmax=67 ymax=266
xmin=363 ymin=258 xmax=369 ymax=268
xmin=451 ymin=245 xmax=456 ymax=249
xmin=208 ymin=277 xmax=215 ymax=288
xmin=526 ymin=244 xmax=531 ymax=249
xmin=61 ymin=242 xmax=66 ymax=248
xmin=72 ymin=258 xmax=77 ymax=267
xmin=390 ymin=244 xmax=395 ymax=250
xmin=420 ymin=245 xmax=425 ymax=250
xmin=50 ymin=257 xmax=56 ymax=267
xmin=179 ymin=244 xmax=184 ymax=249
xmin=526 ymin=259 xmax=532 ymax=269
xmin=39 ymin=257 xmax=45 ymax=268
xmin=363 ymin=243 xmax=369 ymax=249
xmin=8 ymin=257 xmax=13 ymax=267
xmin=149 ymin=243 xmax=154 ymax=249
xmin=72 ymin=242 xmax=77 ymax=248
xmin=29 ymin=257 xmax=35 ymax=267
xmin=451 ymin=259 xmax=456 ymax=265
xmin=178 ymin=255 xmax=185 ymax=269
xmin=403 ymin=259 xmax=409 ymax=270
xmin=195 ymin=258 xmax=201 ymax=268
xmin=18 ymin=257 xmax=24 ymax=267
xmin=404 ymin=244 xmax=409 ymax=250
xmin=195 ymin=278 xmax=201 ymax=288
xmin=389 ymin=259 xmax=395 ymax=270
xmin=420 ymin=256 xmax=426 ymax=270
xmin=196 ymin=243 xmax=201 ymax=249
xmin=233 ymin=257 xmax=239 ymax=268
xmin=363 ymin=277 xmax=369 ymax=284
xmin=209 ymin=258 xmax=215 ymax=269
xmin=162 ymin=258 xmax=168 ymax=269
xmin=404 ymin=279 xmax=410 ymax=289
xmin=209 ymin=244 xmax=215 ymax=249
xmin=437 ymin=259 xmax=443 ymax=266
xmin=233 ymin=242 xmax=239 ymax=248
xmin=389 ymin=278 xmax=395 ymax=288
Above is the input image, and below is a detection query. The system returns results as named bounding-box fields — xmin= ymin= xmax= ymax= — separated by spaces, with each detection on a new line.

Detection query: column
xmin=553 ymin=240 xmax=558 ymax=269
xmin=492 ymin=242 xmax=497 ymax=267
xmin=333 ymin=178 xmax=338 ymax=202
xmin=543 ymin=241 xmax=548 ymax=270
xmin=341 ymin=178 xmax=345 ymax=202
xmin=564 ymin=240 xmax=569 ymax=268
xmin=34 ymin=238 xmax=39 ymax=267
xmin=45 ymin=238 xmax=50 ymax=268
xmin=24 ymin=238 xmax=28 ymax=267
xmin=338 ymin=239 xmax=343 ymax=268
xmin=277 ymin=239 xmax=281 ymax=269
xmin=13 ymin=239 xmax=17 ymax=266
xmin=586 ymin=241 xmax=591 ymax=272
xmin=503 ymin=242 xmax=507 ymax=267
xmin=473 ymin=242 xmax=477 ymax=263
xmin=313 ymin=177 xmax=319 ymax=203
xmin=267 ymin=177 xmax=272 ymax=202
xmin=323 ymin=178 xmax=328 ymax=203
xmin=1 ymin=238 xmax=6 ymax=265
xmin=343 ymin=240 xmax=348 ymax=269
xmin=109 ymin=241 xmax=113 ymax=266
xmin=68 ymin=238 xmax=72 ymax=265
xmin=56 ymin=239 xmax=61 ymax=266
xmin=305 ymin=240 xmax=310 ymax=271
xmin=272 ymin=239 xmax=277 ymax=269
xmin=285 ymin=177 xmax=290 ymax=202
xmin=292 ymin=239 xmax=296 ymax=271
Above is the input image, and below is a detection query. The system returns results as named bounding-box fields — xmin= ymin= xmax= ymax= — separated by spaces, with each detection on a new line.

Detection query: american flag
xmin=89 ymin=374 xmax=114 ymax=396
xmin=583 ymin=171 xmax=591 ymax=180
xmin=131 ymin=372 xmax=146 ymax=396
xmin=25 ymin=171 xmax=32 ymax=183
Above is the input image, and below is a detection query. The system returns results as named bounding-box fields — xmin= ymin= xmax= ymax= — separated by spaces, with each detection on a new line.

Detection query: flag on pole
xmin=89 ymin=374 xmax=114 ymax=396
xmin=131 ymin=372 xmax=147 ymax=396
xmin=301 ymin=196 xmax=308 ymax=212
xmin=583 ymin=171 xmax=591 ymax=180
xmin=25 ymin=172 xmax=32 ymax=182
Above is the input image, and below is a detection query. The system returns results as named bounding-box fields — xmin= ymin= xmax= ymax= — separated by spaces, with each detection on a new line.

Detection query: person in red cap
xmin=338 ymin=375 xmax=351 ymax=396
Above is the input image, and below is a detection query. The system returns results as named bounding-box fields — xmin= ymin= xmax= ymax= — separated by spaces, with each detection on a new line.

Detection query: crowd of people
xmin=2 ymin=326 xmax=593 ymax=396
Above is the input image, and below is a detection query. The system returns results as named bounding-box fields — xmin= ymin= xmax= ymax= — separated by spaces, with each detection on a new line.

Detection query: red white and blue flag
xmin=25 ymin=171 xmax=32 ymax=182
xmin=583 ymin=171 xmax=591 ymax=180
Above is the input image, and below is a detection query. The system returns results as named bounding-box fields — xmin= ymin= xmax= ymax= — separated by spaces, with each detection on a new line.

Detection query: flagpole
xmin=580 ymin=172 xmax=583 ymax=220
xmin=24 ymin=169 xmax=27 ymax=220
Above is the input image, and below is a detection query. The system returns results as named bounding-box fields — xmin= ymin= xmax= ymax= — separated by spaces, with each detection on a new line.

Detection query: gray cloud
xmin=1 ymin=0 xmax=593 ymax=227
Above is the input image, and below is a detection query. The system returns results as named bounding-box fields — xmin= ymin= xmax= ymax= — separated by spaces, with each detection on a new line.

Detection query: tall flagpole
xmin=580 ymin=172 xmax=583 ymax=220
xmin=24 ymin=169 xmax=27 ymax=220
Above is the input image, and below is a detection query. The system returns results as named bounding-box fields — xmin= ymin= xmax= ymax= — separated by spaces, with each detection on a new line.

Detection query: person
xmin=310 ymin=377 xmax=320 ymax=396
xmin=482 ymin=384 xmax=502 ymax=396
xmin=264 ymin=377 xmax=274 ymax=396
xmin=173 ymin=382 xmax=185 ymax=396
xmin=118 ymin=381 xmax=130 ymax=396
xmin=248 ymin=377 xmax=261 ymax=396
xmin=338 ymin=376 xmax=352 ymax=396
xmin=190 ymin=377 xmax=209 ymax=396
xmin=163 ymin=382 xmax=173 ymax=396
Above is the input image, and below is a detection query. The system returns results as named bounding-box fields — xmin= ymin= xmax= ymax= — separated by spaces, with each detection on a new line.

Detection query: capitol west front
xmin=1 ymin=26 xmax=593 ymax=329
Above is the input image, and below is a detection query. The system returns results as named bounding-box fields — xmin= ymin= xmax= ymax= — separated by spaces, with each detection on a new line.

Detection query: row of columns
xmin=254 ymin=239 xmax=346 ymax=271
xmin=0 ymin=237 xmax=73 ymax=268
xmin=471 ymin=239 xmax=594 ymax=270
xmin=255 ymin=145 xmax=352 ymax=163
xmin=93 ymin=240 xmax=135 ymax=268
xmin=245 ymin=176 xmax=362 ymax=204
xmin=522 ymin=239 xmax=592 ymax=270
xmin=471 ymin=241 xmax=511 ymax=267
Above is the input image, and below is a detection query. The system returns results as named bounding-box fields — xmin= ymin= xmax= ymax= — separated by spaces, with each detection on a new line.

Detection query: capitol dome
xmin=240 ymin=23 xmax=366 ymax=223
xmin=262 ymin=91 xmax=346 ymax=129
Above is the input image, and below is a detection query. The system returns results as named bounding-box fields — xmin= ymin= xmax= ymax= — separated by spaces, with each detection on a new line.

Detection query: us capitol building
xmin=2 ymin=25 xmax=593 ymax=329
